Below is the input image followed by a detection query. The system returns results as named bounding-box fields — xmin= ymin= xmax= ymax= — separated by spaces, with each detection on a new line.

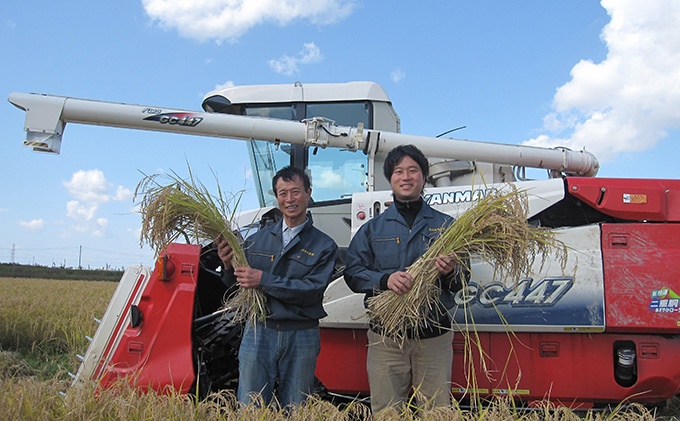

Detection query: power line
xmin=2 ymin=244 xmax=154 ymax=269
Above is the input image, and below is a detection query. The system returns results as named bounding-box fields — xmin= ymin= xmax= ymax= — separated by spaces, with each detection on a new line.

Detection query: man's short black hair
xmin=272 ymin=166 xmax=311 ymax=196
xmin=383 ymin=144 xmax=429 ymax=181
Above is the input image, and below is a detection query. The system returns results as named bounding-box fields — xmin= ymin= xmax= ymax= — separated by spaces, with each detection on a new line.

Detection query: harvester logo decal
xmin=649 ymin=288 xmax=680 ymax=313
xmin=455 ymin=277 xmax=573 ymax=308
xmin=143 ymin=112 xmax=203 ymax=127
xmin=425 ymin=188 xmax=495 ymax=206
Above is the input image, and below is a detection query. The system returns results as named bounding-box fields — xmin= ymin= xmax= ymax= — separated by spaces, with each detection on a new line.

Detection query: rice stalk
xmin=134 ymin=165 xmax=267 ymax=324
xmin=366 ymin=186 xmax=567 ymax=345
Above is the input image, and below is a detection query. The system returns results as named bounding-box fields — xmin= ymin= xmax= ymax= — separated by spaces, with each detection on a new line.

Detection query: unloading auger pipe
xmin=9 ymin=92 xmax=599 ymax=176
xmin=8 ymin=92 xmax=321 ymax=152
xmin=365 ymin=130 xmax=599 ymax=177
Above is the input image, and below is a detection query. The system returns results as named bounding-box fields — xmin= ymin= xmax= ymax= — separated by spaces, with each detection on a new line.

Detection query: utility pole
xmin=79 ymin=245 xmax=82 ymax=270
xmin=11 ymin=243 xmax=15 ymax=263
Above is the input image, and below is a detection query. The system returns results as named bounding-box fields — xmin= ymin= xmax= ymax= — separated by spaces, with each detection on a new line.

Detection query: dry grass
xmin=367 ymin=187 xmax=567 ymax=345
xmin=134 ymin=166 xmax=267 ymax=325
xmin=0 ymin=373 xmax=663 ymax=420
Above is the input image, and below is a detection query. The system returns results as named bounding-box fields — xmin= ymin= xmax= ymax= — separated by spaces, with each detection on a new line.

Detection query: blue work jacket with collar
xmin=344 ymin=200 xmax=466 ymax=337
xmin=222 ymin=218 xmax=338 ymax=331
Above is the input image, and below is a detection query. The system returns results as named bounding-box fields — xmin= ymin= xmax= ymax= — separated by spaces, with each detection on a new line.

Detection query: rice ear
xmin=134 ymin=165 xmax=266 ymax=323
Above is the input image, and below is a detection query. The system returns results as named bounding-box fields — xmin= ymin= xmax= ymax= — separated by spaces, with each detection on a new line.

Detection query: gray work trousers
xmin=366 ymin=329 xmax=453 ymax=414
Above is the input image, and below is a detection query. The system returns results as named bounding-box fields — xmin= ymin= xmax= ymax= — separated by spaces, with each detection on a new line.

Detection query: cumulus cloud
xmin=390 ymin=68 xmax=406 ymax=83
xmin=64 ymin=169 xmax=112 ymax=203
xmin=142 ymin=0 xmax=355 ymax=42
xmin=268 ymin=42 xmax=323 ymax=76
xmin=214 ymin=80 xmax=235 ymax=92
xmin=525 ymin=0 xmax=680 ymax=163
xmin=63 ymin=169 xmax=130 ymax=237
xmin=66 ymin=200 xmax=98 ymax=223
xmin=114 ymin=185 xmax=133 ymax=202
xmin=18 ymin=219 xmax=45 ymax=231
xmin=92 ymin=218 xmax=109 ymax=238
xmin=312 ymin=169 xmax=347 ymax=190
xmin=63 ymin=170 xmax=130 ymax=204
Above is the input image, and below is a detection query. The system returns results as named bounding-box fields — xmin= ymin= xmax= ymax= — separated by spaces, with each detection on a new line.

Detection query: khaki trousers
xmin=366 ymin=329 xmax=453 ymax=414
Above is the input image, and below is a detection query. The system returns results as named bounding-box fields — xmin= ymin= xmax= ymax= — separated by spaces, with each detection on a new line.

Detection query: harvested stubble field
xmin=1 ymin=277 xmax=678 ymax=420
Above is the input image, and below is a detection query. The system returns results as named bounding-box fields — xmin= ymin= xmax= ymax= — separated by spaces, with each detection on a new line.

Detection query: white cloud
xmin=66 ymin=200 xmax=98 ymax=222
xmin=312 ymin=169 xmax=347 ymax=190
xmin=214 ymin=80 xmax=235 ymax=91
xmin=142 ymin=0 xmax=355 ymax=42
xmin=18 ymin=219 xmax=45 ymax=231
xmin=114 ymin=185 xmax=133 ymax=202
xmin=268 ymin=42 xmax=323 ymax=76
xmin=63 ymin=170 xmax=131 ymax=204
xmin=391 ymin=68 xmax=406 ymax=83
xmin=64 ymin=169 xmax=112 ymax=204
xmin=92 ymin=218 xmax=109 ymax=238
xmin=63 ymin=169 xmax=128 ymax=237
xmin=525 ymin=0 xmax=680 ymax=163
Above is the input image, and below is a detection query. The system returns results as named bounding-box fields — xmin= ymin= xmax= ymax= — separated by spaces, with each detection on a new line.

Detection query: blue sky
xmin=2 ymin=1 xmax=678 ymax=269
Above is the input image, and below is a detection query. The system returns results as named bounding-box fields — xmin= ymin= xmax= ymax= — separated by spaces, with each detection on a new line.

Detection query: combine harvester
xmin=9 ymin=82 xmax=680 ymax=408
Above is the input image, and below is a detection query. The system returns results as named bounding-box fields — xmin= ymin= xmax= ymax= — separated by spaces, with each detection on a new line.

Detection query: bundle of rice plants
xmin=134 ymin=166 xmax=267 ymax=325
xmin=366 ymin=186 xmax=567 ymax=345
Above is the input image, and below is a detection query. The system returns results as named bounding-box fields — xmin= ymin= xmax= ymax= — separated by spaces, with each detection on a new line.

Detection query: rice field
xmin=0 ymin=277 xmax=116 ymax=379
xmin=1 ymin=277 xmax=677 ymax=420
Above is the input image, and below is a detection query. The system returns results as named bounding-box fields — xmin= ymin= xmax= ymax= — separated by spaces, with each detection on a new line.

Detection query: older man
xmin=217 ymin=165 xmax=338 ymax=408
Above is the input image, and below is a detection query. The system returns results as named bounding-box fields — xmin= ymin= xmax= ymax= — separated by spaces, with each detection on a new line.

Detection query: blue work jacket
xmin=344 ymin=200 xmax=465 ymax=336
xmin=222 ymin=218 xmax=338 ymax=331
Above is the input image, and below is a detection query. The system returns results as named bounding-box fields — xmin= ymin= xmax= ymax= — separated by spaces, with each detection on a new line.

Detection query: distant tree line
xmin=0 ymin=263 xmax=123 ymax=282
